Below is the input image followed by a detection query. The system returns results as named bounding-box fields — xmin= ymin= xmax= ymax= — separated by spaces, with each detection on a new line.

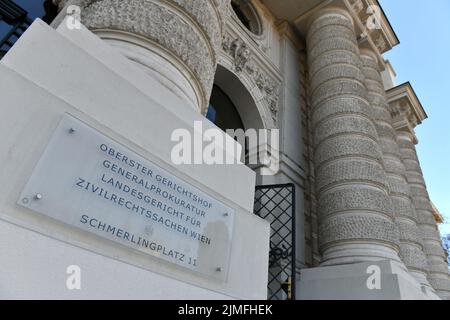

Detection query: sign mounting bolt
xmin=69 ymin=128 xmax=76 ymax=134
xmin=34 ymin=193 xmax=43 ymax=200
xmin=223 ymin=213 xmax=229 ymax=217
xmin=216 ymin=267 xmax=223 ymax=272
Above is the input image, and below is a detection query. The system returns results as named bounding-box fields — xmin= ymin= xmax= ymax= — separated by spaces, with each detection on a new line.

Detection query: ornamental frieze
xmin=222 ymin=35 xmax=280 ymax=123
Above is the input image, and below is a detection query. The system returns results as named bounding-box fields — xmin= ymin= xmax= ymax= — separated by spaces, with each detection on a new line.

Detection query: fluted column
xmin=359 ymin=50 xmax=430 ymax=287
xmin=397 ymin=131 xmax=450 ymax=299
xmin=307 ymin=9 xmax=400 ymax=266
xmin=54 ymin=0 xmax=229 ymax=112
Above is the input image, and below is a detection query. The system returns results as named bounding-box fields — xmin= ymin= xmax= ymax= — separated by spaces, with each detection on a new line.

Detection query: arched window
xmin=231 ymin=0 xmax=263 ymax=36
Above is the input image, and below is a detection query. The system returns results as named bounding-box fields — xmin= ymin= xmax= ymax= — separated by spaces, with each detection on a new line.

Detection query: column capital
xmin=350 ymin=0 xmax=399 ymax=66
xmin=263 ymin=0 xmax=399 ymax=57
xmin=386 ymin=82 xmax=427 ymax=143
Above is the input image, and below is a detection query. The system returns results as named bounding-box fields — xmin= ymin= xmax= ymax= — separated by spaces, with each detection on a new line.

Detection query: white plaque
xmin=18 ymin=114 xmax=235 ymax=281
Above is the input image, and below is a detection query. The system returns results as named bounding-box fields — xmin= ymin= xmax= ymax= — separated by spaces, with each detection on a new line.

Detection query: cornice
xmin=348 ymin=0 xmax=399 ymax=52
xmin=262 ymin=0 xmax=399 ymax=67
xmin=386 ymin=82 xmax=427 ymax=140
xmin=54 ymin=0 xmax=229 ymax=112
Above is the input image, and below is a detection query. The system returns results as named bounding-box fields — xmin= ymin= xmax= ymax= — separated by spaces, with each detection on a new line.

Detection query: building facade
xmin=1 ymin=0 xmax=449 ymax=300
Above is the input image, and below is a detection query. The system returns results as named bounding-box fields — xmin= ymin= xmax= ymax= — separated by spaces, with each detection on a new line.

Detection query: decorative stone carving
xmin=222 ymin=35 xmax=280 ymax=122
xmin=349 ymin=0 xmax=364 ymax=14
xmin=55 ymin=0 xmax=229 ymax=111
xmin=170 ymin=0 xmax=223 ymax=54
xmin=374 ymin=35 xmax=387 ymax=52
xmin=347 ymin=0 xmax=390 ymax=54
xmin=251 ymin=65 xmax=279 ymax=120
xmin=222 ymin=36 xmax=250 ymax=71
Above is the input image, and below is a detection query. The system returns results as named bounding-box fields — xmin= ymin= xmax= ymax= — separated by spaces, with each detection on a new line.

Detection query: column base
xmin=438 ymin=292 xmax=450 ymax=300
xmin=298 ymin=260 xmax=440 ymax=300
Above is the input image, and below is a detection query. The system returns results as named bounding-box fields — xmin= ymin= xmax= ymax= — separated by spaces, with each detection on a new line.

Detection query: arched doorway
xmin=207 ymin=84 xmax=245 ymax=132
xmin=208 ymin=64 xmax=266 ymax=131
xmin=209 ymin=64 xmax=293 ymax=300
xmin=207 ymin=64 xmax=276 ymax=179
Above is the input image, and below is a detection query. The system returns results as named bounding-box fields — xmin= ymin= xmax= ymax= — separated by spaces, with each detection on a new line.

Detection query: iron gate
xmin=254 ymin=183 xmax=296 ymax=300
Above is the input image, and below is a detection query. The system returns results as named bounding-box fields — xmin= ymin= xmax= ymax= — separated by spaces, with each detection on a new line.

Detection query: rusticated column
xmin=396 ymin=131 xmax=450 ymax=299
xmin=54 ymin=0 xmax=229 ymax=112
xmin=360 ymin=50 xmax=430 ymax=287
xmin=307 ymin=9 xmax=400 ymax=266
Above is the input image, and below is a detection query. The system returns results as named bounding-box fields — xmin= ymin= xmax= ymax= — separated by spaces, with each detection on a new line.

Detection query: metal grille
xmin=0 ymin=0 xmax=31 ymax=58
xmin=254 ymin=183 xmax=296 ymax=300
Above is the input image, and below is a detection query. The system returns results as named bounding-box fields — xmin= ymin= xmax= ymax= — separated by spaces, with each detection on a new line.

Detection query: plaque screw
xmin=22 ymin=198 xmax=29 ymax=204
xmin=216 ymin=267 xmax=223 ymax=272
xmin=223 ymin=213 xmax=229 ymax=217
xmin=68 ymin=128 xmax=76 ymax=134
xmin=34 ymin=193 xmax=43 ymax=200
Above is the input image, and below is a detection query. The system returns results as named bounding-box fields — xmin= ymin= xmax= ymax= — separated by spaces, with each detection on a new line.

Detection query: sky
xmin=379 ymin=0 xmax=450 ymax=236
xmin=14 ymin=0 xmax=45 ymax=17
xmin=0 ymin=1 xmax=45 ymax=43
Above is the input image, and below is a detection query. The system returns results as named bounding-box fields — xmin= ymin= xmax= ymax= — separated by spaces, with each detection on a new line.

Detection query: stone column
xmin=54 ymin=0 xmax=229 ymax=113
xmin=396 ymin=130 xmax=450 ymax=299
xmin=307 ymin=9 xmax=400 ymax=266
xmin=360 ymin=50 xmax=430 ymax=287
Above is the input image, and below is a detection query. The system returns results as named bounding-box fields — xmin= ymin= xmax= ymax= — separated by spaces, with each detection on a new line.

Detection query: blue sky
xmin=379 ymin=0 xmax=450 ymax=236
xmin=0 ymin=1 xmax=45 ymax=41
xmin=11 ymin=0 xmax=45 ymax=18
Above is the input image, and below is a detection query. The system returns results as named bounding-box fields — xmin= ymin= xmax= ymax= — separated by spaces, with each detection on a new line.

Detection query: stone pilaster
xmin=396 ymin=130 xmax=450 ymax=299
xmin=306 ymin=9 xmax=400 ymax=266
xmin=359 ymin=50 xmax=430 ymax=287
xmin=54 ymin=0 xmax=229 ymax=112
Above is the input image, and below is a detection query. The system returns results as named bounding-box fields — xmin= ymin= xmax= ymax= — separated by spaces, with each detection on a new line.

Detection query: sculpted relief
xmin=222 ymin=35 xmax=280 ymax=124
